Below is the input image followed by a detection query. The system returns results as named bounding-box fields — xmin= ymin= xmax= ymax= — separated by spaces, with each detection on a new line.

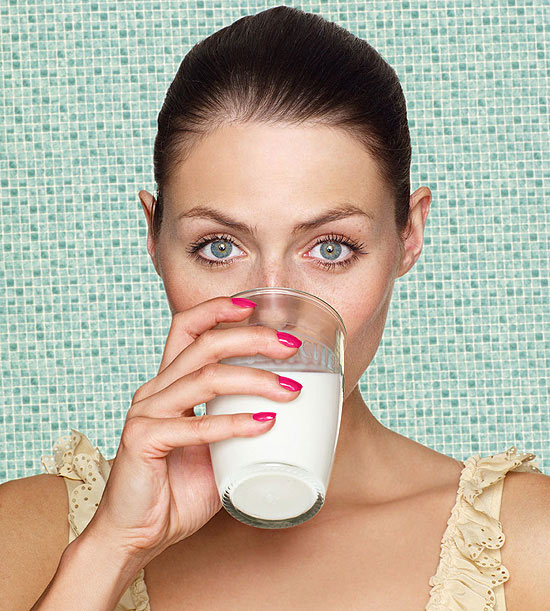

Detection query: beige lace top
xmin=41 ymin=429 xmax=542 ymax=611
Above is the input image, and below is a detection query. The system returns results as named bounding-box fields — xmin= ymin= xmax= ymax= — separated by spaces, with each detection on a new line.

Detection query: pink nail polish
xmin=253 ymin=412 xmax=276 ymax=421
xmin=276 ymin=331 xmax=302 ymax=348
xmin=278 ymin=376 xmax=303 ymax=392
xmin=232 ymin=297 xmax=258 ymax=308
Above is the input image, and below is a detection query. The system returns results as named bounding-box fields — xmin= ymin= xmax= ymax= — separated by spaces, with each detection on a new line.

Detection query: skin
xmin=138 ymin=121 xmax=436 ymax=517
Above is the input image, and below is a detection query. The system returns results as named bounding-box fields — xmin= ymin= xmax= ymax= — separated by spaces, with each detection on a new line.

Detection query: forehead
xmin=164 ymin=122 xmax=391 ymax=218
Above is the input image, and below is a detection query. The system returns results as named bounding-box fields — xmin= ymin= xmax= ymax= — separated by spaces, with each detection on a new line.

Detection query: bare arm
xmin=0 ymin=474 xmax=69 ymax=610
xmin=0 ymin=461 xmax=146 ymax=611
xmin=31 ymin=529 xmax=147 ymax=611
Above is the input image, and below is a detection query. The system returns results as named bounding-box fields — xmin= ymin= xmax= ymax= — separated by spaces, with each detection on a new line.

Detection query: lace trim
xmin=41 ymin=429 xmax=111 ymax=536
xmin=41 ymin=429 xmax=151 ymax=611
xmin=425 ymin=446 xmax=541 ymax=610
xmin=129 ymin=569 xmax=151 ymax=611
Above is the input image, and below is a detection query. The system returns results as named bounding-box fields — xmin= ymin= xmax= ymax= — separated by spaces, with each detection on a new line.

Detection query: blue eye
xmin=204 ymin=238 xmax=236 ymax=260
xmin=186 ymin=232 xmax=367 ymax=270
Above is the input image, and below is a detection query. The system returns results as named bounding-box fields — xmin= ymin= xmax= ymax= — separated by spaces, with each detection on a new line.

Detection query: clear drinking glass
xmin=206 ymin=287 xmax=346 ymax=529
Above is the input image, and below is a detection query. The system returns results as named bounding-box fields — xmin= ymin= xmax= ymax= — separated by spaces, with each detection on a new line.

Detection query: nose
xmin=253 ymin=262 xmax=290 ymax=293
xmin=230 ymin=283 xmax=344 ymax=354
xmin=235 ymin=266 xmax=303 ymax=330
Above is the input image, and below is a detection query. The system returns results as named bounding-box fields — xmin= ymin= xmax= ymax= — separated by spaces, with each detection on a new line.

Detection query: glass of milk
xmin=206 ymin=287 xmax=346 ymax=529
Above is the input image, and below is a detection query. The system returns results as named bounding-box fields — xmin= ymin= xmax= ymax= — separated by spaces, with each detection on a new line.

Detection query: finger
xmin=129 ymin=363 xmax=302 ymax=419
xmin=157 ymin=296 xmax=257 ymax=375
xmin=149 ymin=324 xmax=301 ymax=399
xmin=121 ymin=411 xmax=277 ymax=460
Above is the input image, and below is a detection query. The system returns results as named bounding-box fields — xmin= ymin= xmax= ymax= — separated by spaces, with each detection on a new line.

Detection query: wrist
xmin=32 ymin=531 xmax=148 ymax=611
xmin=66 ymin=528 xmax=148 ymax=582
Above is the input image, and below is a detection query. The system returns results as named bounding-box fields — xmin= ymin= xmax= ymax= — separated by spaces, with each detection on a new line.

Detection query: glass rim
xmin=230 ymin=286 xmax=347 ymax=338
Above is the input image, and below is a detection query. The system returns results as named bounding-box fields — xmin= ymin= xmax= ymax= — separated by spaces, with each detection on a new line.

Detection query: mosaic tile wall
xmin=1 ymin=1 xmax=548 ymax=481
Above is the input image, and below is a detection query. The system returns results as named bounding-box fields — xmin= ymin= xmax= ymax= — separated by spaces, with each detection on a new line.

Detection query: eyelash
xmin=186 ymin=232 xmax=368 ymax=271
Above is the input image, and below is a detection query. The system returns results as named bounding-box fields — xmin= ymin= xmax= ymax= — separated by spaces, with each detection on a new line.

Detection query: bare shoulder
xmin=0 ymin=472 xmax=70 ymax=609
xmin=499 ymin=466 xmax=550 ymax=609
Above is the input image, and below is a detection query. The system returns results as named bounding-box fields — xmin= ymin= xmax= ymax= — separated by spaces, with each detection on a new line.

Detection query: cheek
xmin=157 ymin=260 xmax=214 ymax=313
xmin=336 ymin=274 xmax=395 ymax=336
xmin=336 ymin=276 xmax=397 ymax=367
xmin=340 ymin=291 xmax=394 ymax=381
xmin=155 ymin=238 xmax=209 ymax=307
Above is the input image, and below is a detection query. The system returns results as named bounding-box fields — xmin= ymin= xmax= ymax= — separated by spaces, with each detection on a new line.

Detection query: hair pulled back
xmin=152 ymin=5 xmax=412 ymax=242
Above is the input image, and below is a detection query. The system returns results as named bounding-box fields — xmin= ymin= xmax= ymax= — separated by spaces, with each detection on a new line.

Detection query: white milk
xmin=206 ymin=371 xmax=342 ymax=521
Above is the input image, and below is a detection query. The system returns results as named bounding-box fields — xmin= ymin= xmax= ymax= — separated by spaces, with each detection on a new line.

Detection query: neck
xmin=323 ymin=384 xmax=393 ymax=507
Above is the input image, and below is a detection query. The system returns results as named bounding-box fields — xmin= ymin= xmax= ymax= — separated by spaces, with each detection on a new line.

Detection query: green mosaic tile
xmin=0 ymin=1 xmax=548 ymax=482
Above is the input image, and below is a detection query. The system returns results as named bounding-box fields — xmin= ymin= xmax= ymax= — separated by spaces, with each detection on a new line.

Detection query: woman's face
xmin=140 ymin=122 xmax=431 ymax=400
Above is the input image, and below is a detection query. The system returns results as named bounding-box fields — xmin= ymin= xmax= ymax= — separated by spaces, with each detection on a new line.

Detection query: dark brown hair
xmin=151 ymin=5 xmax=411 ymax=243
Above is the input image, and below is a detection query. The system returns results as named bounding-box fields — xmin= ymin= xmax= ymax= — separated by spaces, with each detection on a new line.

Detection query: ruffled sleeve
xmin=41 ymin=429 xmax=151 ymax=611
xmin=425 ymin=446 xmax=542 ymax=610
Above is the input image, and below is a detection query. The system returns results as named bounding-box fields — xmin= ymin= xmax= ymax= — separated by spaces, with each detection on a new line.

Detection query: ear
xmin=138 ymin=189 xmax=162 ymax=276
xmin=395 ymin=186 xmax=432 ymax=279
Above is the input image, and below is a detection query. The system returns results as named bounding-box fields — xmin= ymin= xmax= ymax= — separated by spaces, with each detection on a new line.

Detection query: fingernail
xmin=232 ymin=297 xmax=258 ymax=308
xmin=276 ymin=331 xmax=302 ymax=348
xmin=278 ymin=376 xmax=302 ymax=392
xmin=253 ymin=412 xmax=276 ymax=421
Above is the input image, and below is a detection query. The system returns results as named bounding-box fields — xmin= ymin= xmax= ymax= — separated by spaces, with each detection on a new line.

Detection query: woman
xmin=2 ymin=6 xmax=548 ymax=610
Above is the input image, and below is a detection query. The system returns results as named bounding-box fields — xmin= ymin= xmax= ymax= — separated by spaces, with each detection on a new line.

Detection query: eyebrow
xmin=176 ymin=203 xmax=375 ymax=236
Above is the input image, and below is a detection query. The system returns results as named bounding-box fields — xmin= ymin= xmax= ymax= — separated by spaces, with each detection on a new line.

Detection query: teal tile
xmin=0 ymin=1 xmax=548 ymax=482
